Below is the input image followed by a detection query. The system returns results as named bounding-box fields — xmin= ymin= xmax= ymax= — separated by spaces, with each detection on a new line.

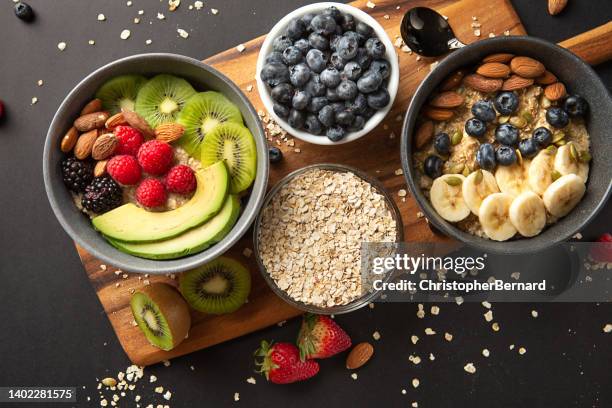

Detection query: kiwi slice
xmin=176 ymin=92 xmax=243 ymax=156
xmin=95 ymin=75 xmax=148 ymax=114
xmin=179 ymin=257 xmax=251 ymax=314
xmin=200 ymin=123 xmax=257 ymax=193
xmin=134 ymin=74 xmax=196 ymax=128
xmin=130 ymin=283 xmax=191 ymax=351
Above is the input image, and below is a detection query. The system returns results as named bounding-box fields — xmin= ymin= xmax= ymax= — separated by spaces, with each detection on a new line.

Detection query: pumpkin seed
xmin=554 ymin=139 xmax=566 ymax=146
xmin=569 ymin=143 xmax=579 ymax=162
xmin=579 ymin=150 xmax=592 ymax=163
xmin=520 ymin=110 xmax=533 ymax=124
xmin=474 ymin=169 xmax=483 ymax=184
xmin=462 ymin=166 xmax=470 ymax=177
xmin=509 ymin=116 xmax=527 ymax=128
xmin=546 ymin=145 xmax=557 ymax=153
xmin=515 ymin=148 xmax=523 ymax=166
xmin=445 ymin=176 xmax=463 ymax=186
xmin=448 ymin=162 xmax=465 ymax=174
xmin=552 ymin=131 xmax=565 ymax=143
xmin=551 ymin=169 xmax=562 ymax=181
xmin=498 ymin=115 xmax=510 ymax=124
xmin=451 ymin=130 xmax=463 ymax=145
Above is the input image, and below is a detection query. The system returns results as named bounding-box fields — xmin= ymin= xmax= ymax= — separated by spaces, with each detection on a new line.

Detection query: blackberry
xmin=81 ymin=176 xmax=123 ymax=214
xmin=61 ymin=157 xmax=93 ymax=193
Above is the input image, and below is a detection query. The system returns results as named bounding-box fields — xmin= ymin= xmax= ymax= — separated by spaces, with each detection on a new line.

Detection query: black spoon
xmin=400 ymin=7 xmax=466 ymax=57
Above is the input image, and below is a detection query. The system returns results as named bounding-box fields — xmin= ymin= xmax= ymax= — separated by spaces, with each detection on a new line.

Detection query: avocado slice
xmin=92 ymin=161 xmax=229 ymax=242
xmin=107 ymin=195 xmax=240 ymax=260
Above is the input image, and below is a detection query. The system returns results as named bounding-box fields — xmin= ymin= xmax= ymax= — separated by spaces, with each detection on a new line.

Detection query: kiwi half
xmin=95 ymin=75 xmax=148 ymax=114
xmin=134 ymin=74 xmax=196 ymax=128
xmin=200 ymin=123 xmax=257 ymax=193
xmin=130 ymin=283 xmax=191 ymax=351
xmin=176 ymin=92 xmax=243 ymax=156
xmin=179 ymin=257 xmax=251 ymax=314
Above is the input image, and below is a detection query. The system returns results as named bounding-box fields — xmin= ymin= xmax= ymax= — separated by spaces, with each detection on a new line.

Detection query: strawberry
xmin=590 ymin=233 xmax=612 ymax=263
xmin=297 ymin=313 xmax=351 ymax=360
xmin=254 ymin=341 xmax=319 ymax=384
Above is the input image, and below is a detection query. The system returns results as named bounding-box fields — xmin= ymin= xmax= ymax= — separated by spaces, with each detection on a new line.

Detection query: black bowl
xmin=401 ymin=36 xmax=612 ymax=254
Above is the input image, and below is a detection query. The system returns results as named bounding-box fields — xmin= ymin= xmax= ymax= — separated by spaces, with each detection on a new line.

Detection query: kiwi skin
xmin=131 ymin=283 xmax=191 ymax=351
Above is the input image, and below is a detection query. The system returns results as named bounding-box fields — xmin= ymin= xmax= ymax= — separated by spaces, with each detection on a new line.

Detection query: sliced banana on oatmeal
xmin=495 ymin=159 xmax=531 ymax=197
xmin=542 ymin=173 xmax=586 ymax=217
xmin=509 ymin=191 xmax=547 ymax=237
xmin=462 ymin=170 xmax=500 ymax=215
xmin=430 ymin=174 xmax=470 ymax=222
xmin=553 ymin=143 xmax=589 ymax=182
xmin=528 ymin=149 xmax=555 ymax=196
xmin=478 ymin=193 xmax=517 ymax=241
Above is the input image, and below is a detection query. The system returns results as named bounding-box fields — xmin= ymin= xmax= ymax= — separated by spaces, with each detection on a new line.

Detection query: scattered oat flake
xmin=242 ymin=248 xmax=252 ymax=258
xmin=138 ymin=9 xmax=144 ymax=15
xmin=602 ymin=324 xmax=611 ymax=333
xmin=163 ymin=360 xmax=171 ymax=367
xmin=120 ymin=30 xmax=131 ymax=40
xmin=163 ymin=390 xmax=172 ymax=400
xmin=412 ymin=403 xmax=418 ymax=408
xmin=97 ymin=14 xmax=106 ymax=21
xmin=351 ymin=372 xmax=358 ymax=380
xmin=394 ymin=168 xmax=403 ymax=176
xmin=411 ymin=335 xmax=419 ymax=345
xmin=398 ymin=189 xmax=407 ymax=197
xmin=482 ymin=348 xmax=490 ymax=357
xmin=88 ymin=40 xmax=95 ymax=45
xmin=31 ymin=97 xmax=38 ymax=105
xmin=484 ymin=310 xmax=493 ymax=322
xmin=37 ymin=79 xmax=44 ymax=86
xmin=431 ymin=305 xmax=440 ymax=315
xmin=372 ymin=331 xmax=381 ymax=340
xmin=510 ymin=272 xmax=520 ymax=280
xmin=246 ymin=377 xmax=256 ymax=384
xmin=194 ymin=1 xmax=204 ymax=10
xmin=464 ymin=363 xmax=476 ymax=374
xmin=57 ymin=42 xmax=67 ymax=51
xmin=412 ymin=378 xmax=420 ymax=388
xmin=146 ymin=39 xmax=152 ymax=45
xmin=366 ymin=1 xmax=375 ymax=8
xmin=518 ymin=347 xmax=527 ymax=355
xmin=134 ymin=17 xmax=140 ymax=24
xmin=126 ymin=0 xmax=132 ymax=5
xmin=246 ymin=85 xmax=253 ymax=92
xmin=444 ymin=332 xmax=453 ymax=341
xmin=211 ymin=8 xmax=218 ymax=14
xmin=509 ymin=344 xmax=515 ymax=350
xmin=492 ymin=322 xmax=500 ymax=332
xmin=531 ymin=310 xmax=539 ymax=318
xmin=455 ymin=296 xmax=464 ymax=305
xmin=481 ymin=301 xmax=491 ymax=309
xmin=178 ymin=29 xmax=189 ymax=39
xmin=233 ymin=392 xmax=240 ymax=402
xmin=429 ymin=353 xmax=435 ymax=361
xmin=169 ymin=0 xmax=181 ymax=11
xmin=425 ymin=328 xmax=436 ymax=335
xmin=236 ymin=44 xmax=246 ymax=53
xmin=157 ymin=12 xmax=166 ymax=20
xmin=474 ymin=29 xmax=481 ymax=37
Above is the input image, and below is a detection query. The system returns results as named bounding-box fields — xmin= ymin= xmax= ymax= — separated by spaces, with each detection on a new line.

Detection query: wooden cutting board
xmin=77 ymin=0 xmax=526 ymax=366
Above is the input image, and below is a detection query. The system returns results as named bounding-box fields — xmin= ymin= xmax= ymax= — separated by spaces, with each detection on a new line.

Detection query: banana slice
xmin=554 ymin=143 xmax=589 ymax=182
xmin=462 ymin=170 xmax=500 ymax=215
xmin=495 ymin=159 xmax=531 ymax=197
xmin=528 ymin=150 xmax=555 ymax=196
xmin=542 ymin=173 xmax=586 ymax=217
xmin=478 ymin=193 xmax=517 ymax=241
xmin=430 ymin=174 xmax=470 ymax=222
xmin=509 ymin=191 xmax=547 ymax=237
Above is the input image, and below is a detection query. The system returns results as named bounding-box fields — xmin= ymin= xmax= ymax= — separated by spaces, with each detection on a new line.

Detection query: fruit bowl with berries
xmin=256 ymin=2 xmax=399 ymax=145
xmin=43 ymin=54 xmax=268 ymax=274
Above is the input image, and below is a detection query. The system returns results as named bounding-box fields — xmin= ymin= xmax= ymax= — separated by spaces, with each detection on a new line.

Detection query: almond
xmin=482 ymin=53 xmax=514 ymax=63
xmin=510 ymin=56 xmax=545 ymax=78
xmin=414 ymin=120 xmax=434 ymax=149
xmin=92 ymin=133 xmax=118 ymax=160
xmin=60 ymin=126 xmax=79 ymax=153
xmin=548 ymin=0 xmax=567 ymax=15
xmin=440 ymin=70 xmax=465 ymax=91
xmin=463 ymin=74 xmax=503 ymax=93
xmin=502 ymin=75 xmax=534 ymax=91
xmin=155 ymin=122 xmax=185 ymax=143
xmin=74 ymin=111 xmax=110 ymax=132
xmin=346 ymin=342 xmax=374 ymax=370
xmin=423 ymin=106 xmax=455 ymax=121
xmin=74 ymin=129 xmax=99 ymax=160
xmin=122 ymin=110 xmax=155 ymax=139
xmin=536 ymin=70 xmax=557 ymax=85
xmin=544 ymin=82 xmax=567 ymax=101
xmin=80 ymin=98 xmax=103 ymax=115
xmin=429 ymin=91 xmax=464 ymax=109
xmin=105 ymin=112 xmax=127 ymax=130
xmin=476 ymin=62 xmax=511 ymax=78
xmin=94 ymin=160 xmax=108 ymax=177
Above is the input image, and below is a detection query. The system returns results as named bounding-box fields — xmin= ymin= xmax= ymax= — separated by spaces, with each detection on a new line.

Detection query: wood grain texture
xmin=559 ymin=21 xmax=612 ymax=66
xmin=76 ymin=0 xmax=526 ymax=366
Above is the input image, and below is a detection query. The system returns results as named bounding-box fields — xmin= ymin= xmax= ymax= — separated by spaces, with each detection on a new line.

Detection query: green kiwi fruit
xmin=95 ymin=75 xmax=148 ymax=114
xmin=200 ymin=123 xmax=257 ymax=193
xmin=176 ymin=91 xmax=243 ymax=156
xmin=179 ymin=257 xmax=251 ymax=314
xmin=130 ymin=283 xmax=191 ymax=351
xmin=134 ymin=74 xmax=196 ymax=128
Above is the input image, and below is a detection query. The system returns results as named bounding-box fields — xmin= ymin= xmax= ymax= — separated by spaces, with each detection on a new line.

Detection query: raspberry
xmin=590 ymin=233 xmax=612 ymax=263
xmin=165 ymin=165 xmax=196 ymax=194
xmin=107 ymin=155 xmax=141 ymax=185
xmin=136 ymin=178 xmax=167 ymax=208
xmin=137 ymin=140 xmax=174 ymax=176
xmin=114 ymin=125 xmax=144 ymax=156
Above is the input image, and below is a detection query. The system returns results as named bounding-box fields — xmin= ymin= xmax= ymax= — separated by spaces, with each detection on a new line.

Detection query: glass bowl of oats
xmin=253 ymin=163 xmax=403 ymax=314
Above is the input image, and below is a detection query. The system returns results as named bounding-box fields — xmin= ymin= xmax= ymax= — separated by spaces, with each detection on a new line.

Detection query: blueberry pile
xmin=260 ymin=6 xmax=392 ymax=142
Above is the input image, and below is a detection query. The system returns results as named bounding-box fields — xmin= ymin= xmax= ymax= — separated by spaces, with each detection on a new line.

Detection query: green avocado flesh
xmin=92 ymin=161 xmax=229 ymax=243
xmin=108 ymin=195 xmax=240 ymax=260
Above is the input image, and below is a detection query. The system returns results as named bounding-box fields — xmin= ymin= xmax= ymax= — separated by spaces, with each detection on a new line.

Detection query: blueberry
xmin=336 ymin=110 xmax=355 ymax=126
xmin=308 ymin=32 xmax=329 ymax=51
xmin=305 ymin=114 xmax=324 ymax=135
xmin=273 ymin=103 xmax=290 ymax=119
xmin=307 ymin=96 xmax=329 ymax=113
xmin=343 ymin=31 xmax=363 ymax=46
xmin=356 ymin=22 xmax=373 ymax=38
xmin=367 ymin=88 xmax=390 ymax=109
xmin=363 ymin=108 xmax=376 ymax=119
xmin=369 ymin=59 xmax=390 ymax=79
xmin=337 ymin=35 xmax=359 ymax=60
xmin=304 ymin=75 xmax=326 ymax=97
xmin=320 ymin=68 xmax=341 ymax=87
xmin=424 ymin=155 xmax=443 ymax=178
xmin=289 ymin=63 xmax=311 ymax=87
xmin=518 ymin=138 xmax=538 ymax=158
xmin=465 ymin=117 xmax=487 ymax=138
xmin=357 ymin=70 xmax=383 ymax=94
xmin=293 ymin=38 xmax=310 ymax=54
xmin=365 ymin=38 xmax=386 ymax=59
xmin=563 ymin=94 xmax=589 ymax=117
xmin=546 ymin=107 xmax=569 ymax=128
xmin=345 ymin=93 xmax=368 ymax=115
xmin=282 ymin=46 xmax=303 ymax=65
xmin=354 ymin=48 xmax=372 ymax=70
xmin=323 ymin=6 xmax=342 ymax=21
xmin=471 ymin=100 xmax=496 ymax=122
xmin=310 ymin=14 xmax=337 ymax=35
xmin=269 ymin=146 xmax=283 ymax=163
xmin=301 ymin=13 xmax=316 ymax=31
xmin=14 ymin=2 xmax=34 ymax=21
xmin=347 ymin=115 xmax=366 ymax=132
xmin=343 ymin=61 xmax=363 ymax=81
xmin=494 ymin=91 xmax=519 ymax=115
xmin=330 ymin=102 xmax=345 ymax=114
xmin=330 ymin=34 xmax=341 ymax=51
xmin=272 ymin=35 xmax=293 ymax=53
xmin=532 ymin=127 xmax=552 ymax=147
xmin=339 ymin=13 xmax=355 ymax=31
xmin=337 ymin=80 xmax=358 ymax=101
xmin=292 ymin=90 xmax=311 ymax=111
xmin=265 ymin=51 xmax=284 ymax=64
xmin=433 ymin=133 xmax=451 ymax=155
xmin=261 ymin=62 xmax=289 ymax=87
xmin=329 ymin=53 xmax=346 ymax=70
xmin=326 ymin=87 xmax=341 ymax=102
xmin=318 ymin=105 xmax=335 ymax=127
xmin=326 ymin=125 xmax=346 ymax=142
xmin=287 ymin=18 xmax=306 ymax=40
xmin=495 ymin=123 xmax=519 ymax=146
xmin=271 ymin=83 xmax=294 ymax=105
xmin=288 ymin=109 xmax=306 ymax=129
xmin=476 ymin=143 xmax=496 ymax=171
xmin=495 ymin=146 xmax=517 ymax=166
xmin=305 ymin=49 xmax=327 ymax=73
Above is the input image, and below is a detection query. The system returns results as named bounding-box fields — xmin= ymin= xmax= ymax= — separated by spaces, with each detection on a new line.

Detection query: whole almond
xmin=429 ymin=91 xmax=464 ymax=109
xmin=510 ymin=56 xmax=545 ymax=78
xmin=122 ymin=110 xmax=155 ymax=139
xmin=346 ymin=342 xmax=374 ymax=370
xmin=536 ymin=70 xmax=558 ymax=85
xmin=482 ymin=53 xmax=514 ymax=63
xmin=463 ymin=74 xmax=503 ymax=93
xmin=105 ymin=112 xmax=127 ymax=130
xmin=548 ymin=0 xmax=568 ymax=15
xmin=74 ymin=111 xmax=110 ymax=132
xmin=440 ymin=70 xmax=465 ymax=91
xmin=155 ymin=122 xmax=185 ymax=143
xmin=423 ymin=106 xmax=455 ymax=121
xmin=60 ymin=126 xmax=79 ymax=153
xmin=94 ymin=160 xmax=108 ymax=177
xmin=92 ymin=133 xmax=118 ymax=160
xmin=476 ymin=62 xmax=511 ymax=78
xmin=74 ymin=129 xmax=99 ymax=160
xmin=415 ymin=120 xmax=434 ymax=149
xmin=544 ymin=82 xmax=567 ymax=101
xmin=80 ymin=98 xmax=103 ymax=115
xmin=502 ymin=75 xmax=534 ymax=91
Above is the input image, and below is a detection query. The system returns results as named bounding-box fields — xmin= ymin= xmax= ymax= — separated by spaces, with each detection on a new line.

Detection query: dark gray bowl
xmin=401 ymin=37 xmax=612 ymax=254
xmin=43 ymin=53 xmax=269 ymax=274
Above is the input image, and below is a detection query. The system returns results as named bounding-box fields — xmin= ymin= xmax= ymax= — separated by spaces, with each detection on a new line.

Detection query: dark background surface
xmin=0 ymin=1 xmax=611 ymax=407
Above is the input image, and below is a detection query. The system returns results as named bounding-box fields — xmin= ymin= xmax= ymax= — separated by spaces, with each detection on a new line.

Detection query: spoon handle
xmin=558 ymin=21 xmax=612 ymax=66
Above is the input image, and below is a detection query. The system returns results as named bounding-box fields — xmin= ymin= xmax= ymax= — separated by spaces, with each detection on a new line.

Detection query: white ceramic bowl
xmin=256 ymin=2 xmax=399 ymax=145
